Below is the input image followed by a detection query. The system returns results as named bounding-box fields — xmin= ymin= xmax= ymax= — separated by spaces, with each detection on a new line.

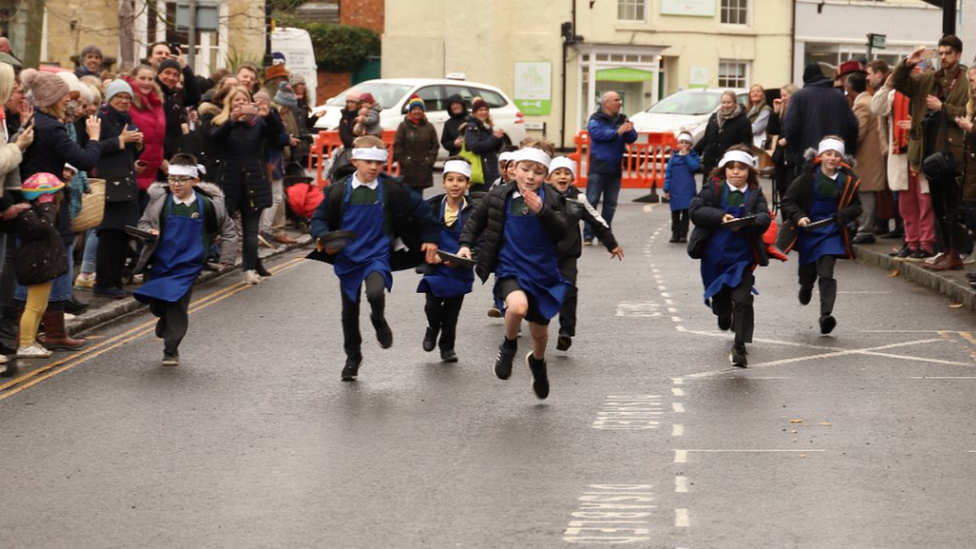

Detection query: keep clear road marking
xmin=0 ymin=256 xmax=307 ymax=401
xmin=563 ymin=484 xmax=655 ymax=545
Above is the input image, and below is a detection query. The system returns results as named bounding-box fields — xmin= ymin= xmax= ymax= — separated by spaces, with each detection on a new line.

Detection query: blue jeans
xmin=583 ymin=172 xmax=622 ymax=241
xmin=16 ymin=242 xmax=75 ymax=304
xmin=81 ymin=228 xmax=98 ymax=273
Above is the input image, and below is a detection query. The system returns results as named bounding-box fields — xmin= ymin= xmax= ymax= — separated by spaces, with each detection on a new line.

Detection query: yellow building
xmin=383 ymin=0 xmax=794 ymax=148
xmin=3 ymin=0 xmax=267 ymax=76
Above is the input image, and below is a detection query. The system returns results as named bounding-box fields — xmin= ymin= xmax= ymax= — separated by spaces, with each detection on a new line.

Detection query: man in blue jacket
xmin=585 ymin=91 xmax=638 ymax=244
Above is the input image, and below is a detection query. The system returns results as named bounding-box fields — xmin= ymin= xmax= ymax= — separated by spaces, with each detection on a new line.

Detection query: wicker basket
xmin=70 ymin=178 xmax=106 ymax=233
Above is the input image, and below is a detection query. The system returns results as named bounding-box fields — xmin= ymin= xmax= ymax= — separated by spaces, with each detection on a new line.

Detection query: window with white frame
xmin=718 ymin=60 xmax=749 ymax=88
xmin=721 ymin=0 xmax=749 ymax=25
xmin=618 ymin=0 xmax=646 ymax=22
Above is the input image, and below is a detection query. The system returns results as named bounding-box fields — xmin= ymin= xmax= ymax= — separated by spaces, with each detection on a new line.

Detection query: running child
xmin=547 ymin=156 xmax=624 ymax=351
xmin=311 ymin=135 xmax=440 ymax=381
xmin=457 ymin=142 xmax=571 ymax=399
xmin=688 ymin=145 xmax=772 ymax=367
xmin=780 ymin=136 xmax=862 ymax=335
xmin=133 ymin=153 xmax=236 ymax=366
xmin=417 ymin=157 xmax=476 ymax=363
xmin=663 ymin=131 xmax=700 ymax=243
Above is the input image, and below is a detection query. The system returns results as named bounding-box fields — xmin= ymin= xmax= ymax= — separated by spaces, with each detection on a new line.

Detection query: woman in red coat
xmin=126 ymin=65 xmax=167 ymax=194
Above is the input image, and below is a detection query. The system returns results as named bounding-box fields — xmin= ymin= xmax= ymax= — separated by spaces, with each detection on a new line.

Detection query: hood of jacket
xmin=446 ymin=94 xmax=468 ymax=120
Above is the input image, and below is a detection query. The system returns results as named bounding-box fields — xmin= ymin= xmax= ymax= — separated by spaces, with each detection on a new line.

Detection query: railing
xmin=568 ymin=131 xmax=677 ymax=192
xmin=308 ymin=129 xmax=401 ymax=188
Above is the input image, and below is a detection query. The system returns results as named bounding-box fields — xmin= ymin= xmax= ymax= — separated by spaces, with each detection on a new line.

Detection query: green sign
xmin=514 ymin=62 xmax=552 ymax=116
xmin=870 ymin=33 xmax=887 ymax=49
xmin=595 ymin=67 xmax=654 ymax=83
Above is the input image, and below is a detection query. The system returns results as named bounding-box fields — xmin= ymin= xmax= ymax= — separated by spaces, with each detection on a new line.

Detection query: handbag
xmin=104 ymin=173 xmax=136 ymax=203
xmin=458 ymin=142 xmax=484 ymax=184
xmin=70 ymin=178 xmax=106 ymax=232
xmin=922 ymin=112 xmax=956 ymax=180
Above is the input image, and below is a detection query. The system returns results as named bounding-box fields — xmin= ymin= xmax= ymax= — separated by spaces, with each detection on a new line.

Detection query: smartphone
xmin=922 ymin=47 xmax=939 ymax=60
xmin=240 ymin=104 xmax=259 ymax=115
xmin=169 ymin=42 xmax=181 ymax=55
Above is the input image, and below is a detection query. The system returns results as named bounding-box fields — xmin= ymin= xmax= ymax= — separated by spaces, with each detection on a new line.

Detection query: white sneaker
xmin=17 ymin=344 xmax=53 ymax=358
xmin=925 ymin=252 xmax=943 ymax=265
xmin=243 ymin=270 xmax=262 ymax=285
xmin=962 ymin=253 xmax=975 ymax=265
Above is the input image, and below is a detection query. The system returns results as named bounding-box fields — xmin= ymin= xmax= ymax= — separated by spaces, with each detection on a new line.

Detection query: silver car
xmin=629 ymin=88 xmax=749 ymax=145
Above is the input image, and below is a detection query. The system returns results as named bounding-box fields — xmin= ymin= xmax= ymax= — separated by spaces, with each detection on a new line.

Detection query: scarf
xmin=716 ymin=103 xmax=741 ymax=130
xmin=892 ymin=91 xmax=910 ymax=154
xmin=747 ymin=99 xmax=768 ymax=123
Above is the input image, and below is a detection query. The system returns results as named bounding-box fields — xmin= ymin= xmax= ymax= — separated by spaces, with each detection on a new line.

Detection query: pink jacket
xmin=125 ymin=77 xmax=166 ymax=191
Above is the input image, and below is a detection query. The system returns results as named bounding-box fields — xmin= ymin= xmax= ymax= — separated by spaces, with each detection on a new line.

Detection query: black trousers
xmin=424 ymin=293 xmax=465 ymax=351
xmin=671 ymin=210 xmax=690 ymax=238
xmin=798 ymin=255 xmax=837 ymax=317
xmin=557 ymin=258 xmax=579 ymax=337
xmin=929 ymin=174 xmax=966 ymax=252
xmin=340 ymin=271 xmax=386 ymax=358
xmin=239 ymin=205 xmax=263 ymax=271
xmin=95 ymin=229 xmax=129 ymax=291
xmin=150 ymin=289 xmax=193 ymax=356
xmin=711 ymin=271 xmax=754 ymax=346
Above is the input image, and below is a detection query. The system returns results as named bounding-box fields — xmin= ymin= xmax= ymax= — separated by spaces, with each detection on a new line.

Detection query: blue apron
xmin=700 ymin=184 xmax=756 ymax=303
xmin=134 ymin=193 xmax=205 ymax=304
xmin=417 ymin=198 xmax=474 ymax=298
xmin=493 ymin=186 xmax=571 ymax=320
xmin=794 ymin=169 xmax=847 ymax=266
xmin=334 ymin=179 xmax=392 ymax=303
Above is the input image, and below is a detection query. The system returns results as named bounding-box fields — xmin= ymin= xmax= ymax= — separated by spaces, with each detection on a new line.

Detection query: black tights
xmin=340 ymin=272 xmax=386 ymax=358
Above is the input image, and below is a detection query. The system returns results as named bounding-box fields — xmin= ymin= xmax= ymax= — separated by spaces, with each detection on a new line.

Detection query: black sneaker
xmin=819 ymin=315 xmax=837 ymax=335
xmin=905 ymin=249 xmax=935 ymax=263
xmin=372 ymin=317 xmax=393 ymax=349
xmin=799 ymin=286 xmax=813 ymax=306
xmin=341 ymin=355 xmax=363 ymax=381
xmin=93 ymin=286 xmax=130 ymax=299
xmin=889 ymin=244 xmax=910 ymax=259
xmin=526 ymin=353 xmax=550 ymax=399
xmin=852 ymin=233 xmax=875 ymax=245
xmin=729 ymin=344 xmax=748 ymax=368
xmin=556 ymin=334 xmax=572 ymax=351
xmin=495 ymin=341 xmax=517 ymax=380
xmin=162 ymin=352 xmax=179 ymax=367
xmin=669 ymin=235 xmax=680 ymax=243
xmin=717 ymin=314 xmax=732 ymax=331
xmin=440 ymin=349 xmax=458 ymax=363
xmin=422 ymin=328 xmax=437 ymax=352
xmin=64 ymin=298 xmax=89 ymax=315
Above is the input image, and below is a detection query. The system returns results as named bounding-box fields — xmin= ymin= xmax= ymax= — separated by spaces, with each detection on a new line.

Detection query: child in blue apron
xmin=457 ymin=142 xmax=571 ymax=400
xmin=780 ymin=136 xmax=862 ymax=335
xmin=688 ymin=146 xmax=772 ymax=367
xmin=310 ymin=136 xmax=440 ymax=381
xmin=548 ymin=156 xmax=624 ymax=352
xmin=133 ymin=153 xmax=233 ymax=366
xmin=663 ymin=131 xmax=700 ymax=243
xmin=418 ymin=157 xmax=476 ymax=363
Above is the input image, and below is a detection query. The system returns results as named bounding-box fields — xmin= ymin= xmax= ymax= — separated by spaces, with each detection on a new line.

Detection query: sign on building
xmin=661 ymin=0 xmax=716 ymax=17
xmin=514 ymin=62 xmax=552 ymax=117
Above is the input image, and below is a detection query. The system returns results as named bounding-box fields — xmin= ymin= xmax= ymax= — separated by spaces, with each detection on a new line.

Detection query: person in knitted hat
xmin=261 ymin=83 xmax=300 ymax=247
xmin=353 ymin=92 xmax=383 ymax=137
xmin=393 ymin=94 xmax=438 ymax=190
xmin=274 ymin=82 xmax=298 ymax=110
xmin=75 ymin=44 xmax=103 ymax=78
xmin=287 ymin=73 xmax=320 ymax=165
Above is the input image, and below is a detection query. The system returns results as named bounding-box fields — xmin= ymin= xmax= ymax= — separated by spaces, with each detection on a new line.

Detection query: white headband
xmin=514 ymin=147 xmax=552 ymax=169
xmin=169 ymin=164 xmax=206 ymax=178
xmin=677 ymin=132 xmax=693 ymax=143
xmin=548 ymin=156 xmax=577 ymax=178
xmin=352 ymin=147 xmax=389 ymax=162
xmin=818 ymin=138 xmax=845 ymax=157
xmin=443 ymin=160 xmax=472 ymax=179
xmin=499 ymin=151 xmax=516 ymax=164
xmin=718 ymin=150 xmax=757 ymax=169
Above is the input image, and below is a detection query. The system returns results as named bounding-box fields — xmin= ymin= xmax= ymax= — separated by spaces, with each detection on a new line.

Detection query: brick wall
xmin=340 ymin=0 xmax=384 ymax=34
xmin=317 ymin=70 xmax=352 ymax=105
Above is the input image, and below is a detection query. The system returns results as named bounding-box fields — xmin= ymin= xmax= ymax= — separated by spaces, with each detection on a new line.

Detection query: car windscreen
xmin=326 ymin=83 xmax=415 ymax=108
xmin=647 ymin=91 xmax=721 ymax=116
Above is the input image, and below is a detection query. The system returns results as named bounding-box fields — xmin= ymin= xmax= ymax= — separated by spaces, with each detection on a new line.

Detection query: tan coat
xmin=892 ymin=61 xmax=969 ymax=173
xmin=853 ymin=92 xmax=885 ymax=192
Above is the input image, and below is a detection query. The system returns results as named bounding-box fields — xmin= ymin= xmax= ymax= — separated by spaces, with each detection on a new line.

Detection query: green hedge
xmin=277 ymin=17 xmax=380 ymax=72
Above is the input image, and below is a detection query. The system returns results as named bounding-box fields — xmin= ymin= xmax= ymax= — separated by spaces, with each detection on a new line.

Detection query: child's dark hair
xmin=169 ymin=152 xmax=199 ymax=167
xmin=520 ymin=137 xmax=556 ymax=158
xmin=706 ymin=144 xmax=760 ymax=189
xmin=446 ymin=155 xmax=471 ymax=165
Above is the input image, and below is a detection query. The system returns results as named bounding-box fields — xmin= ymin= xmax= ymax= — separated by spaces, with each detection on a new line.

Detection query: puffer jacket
xmin=779 ymin=163 xmax=863 ymax=259
xmin=14 ymin=202 xmax=67 ymax=285
xmin=587 ymin=110 xmax=638 ymax=175
xmin=440 ymin=95 xmax=468 ymax=156
xmin=393 ymin=115 xmax=439 ymax=189
xmin=559 ymin=185 xmax=618 ymax=260
xmin=459 ymin=181 xmax=569 ymax=282
xmin=210 ymin=113 xmax=284 ymax=213
xmin=463 ymin=115 xmax=503 ymax=184
xmin=687 ymin=180 xmax=771 ymax=267
xmin=126 ymin=80 xmax=167 ymax=190
xmin=134 ymin=181 xmax=238 ymax=274
xmin=158 ymin=66 xmax=201 ymax=158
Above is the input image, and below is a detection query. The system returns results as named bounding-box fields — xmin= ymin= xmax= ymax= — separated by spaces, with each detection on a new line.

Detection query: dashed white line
xmin=675 ymin=476 xmax=688 ymax=493
xmin=675 ymin=508 xmax=690 ymax=527
xmin=667 ymin=307 xmax=677 ymax=313
xmin=671 ymin=316 xmax=683 ymax=323
xmin=672 ymin=388 xmax=685 ymax=396
xmin=672 ymin=424 xmax=685 ymax=436
xmin=674 ymin=450 xmax=688 ymax=463
xmin=672 ymin=403 xmax=685 ymax=413
xmin=661 ymin=292 xmax=671 ymax=298
xmin=672 ymin=378 xmax=684 ymax=385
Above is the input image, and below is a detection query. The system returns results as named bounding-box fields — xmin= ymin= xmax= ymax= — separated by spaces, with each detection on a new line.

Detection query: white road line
xmin=661 ymin=292 xmax=671 ymax=298
xmin=675 ymin=476 xmax=688 ymax=493
xmin=682 ymin=449 xmax=825 ymax=453
xmin=672 ymin=424 xmax=685 ymax=436
xmin=672 ymin=378 xmax=684 ymax=385
xmin=837 ymin=291 xmax=893 ymax=294
xmin=672 ymin=388 xmax=685 ymax=396
xmin=671 ymin=316 xmax=683 ymax=323
xmin=910 ymin=377 xmax=976 ymax=380
xmin=675 ymin=325 xmax=688 ymax=333
xmin=675 ymin=508 xmax=690 ymax=527
xmin=664 ymin=299 xmax=674 ymax=305
xmin=667 ymin=307 xmax=677 ymax=313
xmin=672 ymin=403 xmax=685 ymax=413
xmin=674 ymin=450 xmax=688 ymax=463
xmin=658 ymin=286 xmax=668 ymax=290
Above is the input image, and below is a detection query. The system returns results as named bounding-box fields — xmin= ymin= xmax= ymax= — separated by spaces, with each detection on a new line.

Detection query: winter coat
xmin=586 ymin=110 xmax=638 ymax=176
xmin=309 ymin=174 xmax=440 ymax=271
xmin=265 ymin=109 xmax=291 ymax=180
xmin=94 ymin=105 xmax=143 ymax=232
xmin=870 ymin=89 xmax=916 ymax=193
xmin=394 ymin=115 xmax=439 ymax=190
xmin=779 ymin=164 xmax=863 ymax=259
xmin=783 ymin=74 xmax=859 ymax=167
xmin=687 ymin=180 xmax=771 ymax=267
xmin=134 ymin=181 xmax=237 ymax=274
xmin=852 ymin=92 xmax=885 ymax=192
xmin=962 ymin=112 xmax=976 ymax=202
xmin=663 ymin=151 xmax=700 ymax=211
xmin=14 ymin=202 xmax=67 ymax=286
xmin=892 ymin=61 xmax=969 ymax=174
xmin=158 ymin=66 xmax=201 ymax=158
xmin=459 ymin=181 xmax=569 ymax=282
xmin=441 ymin=95 xmax=469 ymax=156
xmin=355 ymin=103 xmax=383 ymax=137
xmin=194 ymin=101 xmax=222 ymax=178
xmin=126 ymin=82 xmax=167 ymax=191
xmin=463 ymin=115 xmax=503 ymax=184
xmin=693 ymin=110 xmax=753 ymax=176
xmin=559 ymin=185 xmax=618 ymax=260
xmin=210 ymin=113 xmax=283 ymax=213
xmin=338 ymin=107 xmax=358 ymax=148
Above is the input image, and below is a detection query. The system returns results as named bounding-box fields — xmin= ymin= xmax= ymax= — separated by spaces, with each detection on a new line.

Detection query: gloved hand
xmin=36 ymin=193 xmax=55 ymax=204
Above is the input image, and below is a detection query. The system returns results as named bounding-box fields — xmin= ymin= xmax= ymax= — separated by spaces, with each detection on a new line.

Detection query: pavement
xmin=2 ymin=189 xmax=976 ymax=548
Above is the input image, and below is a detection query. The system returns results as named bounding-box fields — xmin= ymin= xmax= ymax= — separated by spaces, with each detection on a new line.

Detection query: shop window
xmin=718 ymin=60 xmax=749 ymax=89
xmin=721 ymin=0 xmax=748 ymax=26
xmin=618 ymin=0 xmax=646 ymax=22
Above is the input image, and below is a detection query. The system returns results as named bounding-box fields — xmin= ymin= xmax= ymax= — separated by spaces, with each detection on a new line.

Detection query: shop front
xmin=575 ymin=43 xmax=667 ymax=132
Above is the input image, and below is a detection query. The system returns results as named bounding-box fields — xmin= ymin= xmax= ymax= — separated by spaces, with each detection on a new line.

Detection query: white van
xmin=271 ymin=27 xmax=316 ymax=103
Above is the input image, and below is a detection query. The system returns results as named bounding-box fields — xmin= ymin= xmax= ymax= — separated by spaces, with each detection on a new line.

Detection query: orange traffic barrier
xmin=309 ymin=129 xmax=401 ymax=188
xmin=568 ymin=131 xmax=677 ymax=191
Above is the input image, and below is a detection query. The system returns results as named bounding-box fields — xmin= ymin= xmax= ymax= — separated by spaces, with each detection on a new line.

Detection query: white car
xmin=313 ymin=78 xmax=526 ymax=160
xmin=629 ymin=88 xmax=749 ymax=145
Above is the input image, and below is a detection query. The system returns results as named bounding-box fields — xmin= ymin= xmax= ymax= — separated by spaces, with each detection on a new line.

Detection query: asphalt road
xmin=1 ymin=188 xmax=975 ymax=549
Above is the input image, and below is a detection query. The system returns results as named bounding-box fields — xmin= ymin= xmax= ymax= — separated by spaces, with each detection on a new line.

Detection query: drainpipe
xmin=560 ymin=0 xmax=578 ymax=149
xmin=790 ymin=0 xmax=797 ymax=83
xmin=945 ymin=0 xmax=957 ymax=35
